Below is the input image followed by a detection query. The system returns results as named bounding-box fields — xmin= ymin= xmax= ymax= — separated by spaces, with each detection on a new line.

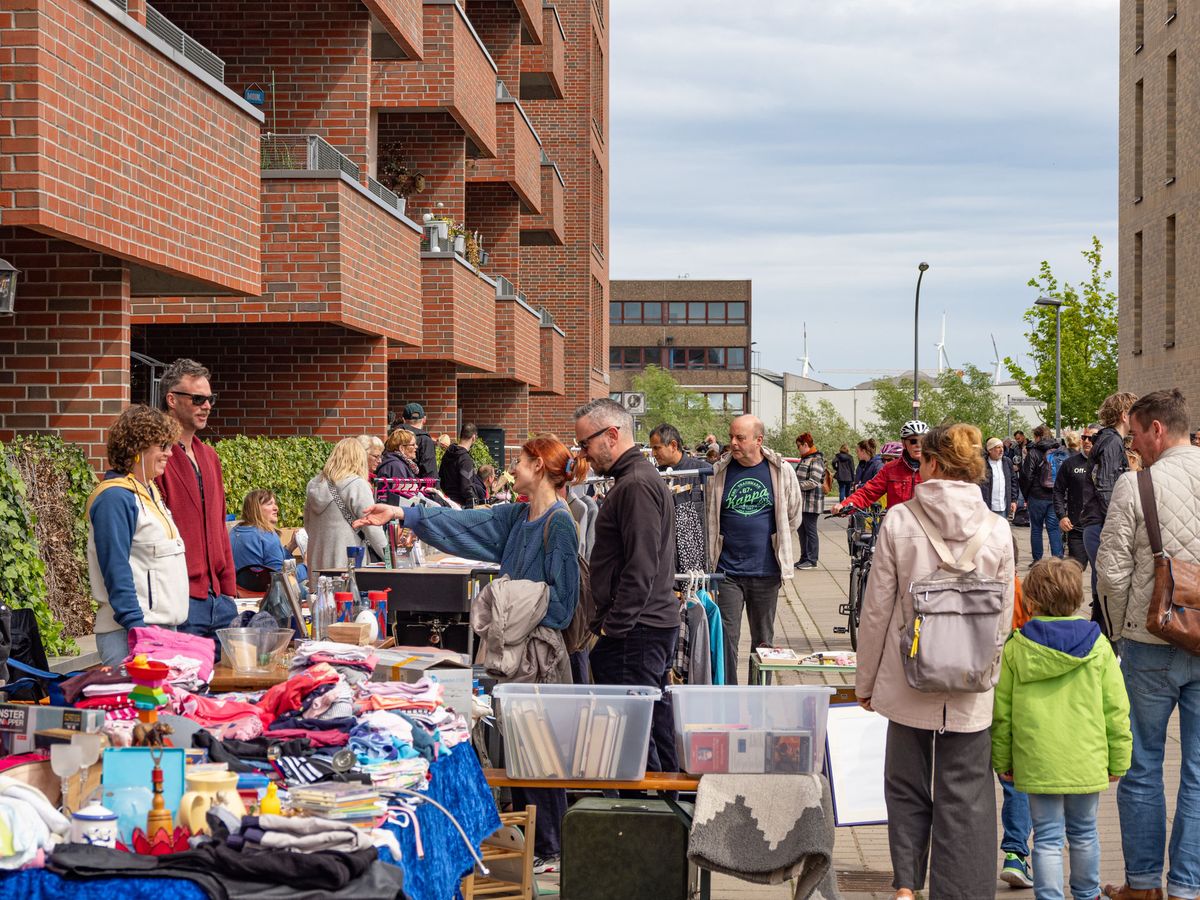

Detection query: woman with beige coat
xmin=855 ymin=422 xmax=1015 ymax=900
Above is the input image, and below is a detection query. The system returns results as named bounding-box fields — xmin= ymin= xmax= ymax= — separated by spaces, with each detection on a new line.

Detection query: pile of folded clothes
xmin=0 ymin=777 xmax=70 ymax=870
xmin=291 ymin=641 xmax=378 ymax=687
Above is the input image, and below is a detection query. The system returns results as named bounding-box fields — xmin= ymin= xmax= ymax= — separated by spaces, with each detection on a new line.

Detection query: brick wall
xmin=133 ymin=323 xmax=388 ymax=440
xmin=468 ymin=102 xmax=543 ymax=211
xmin=0 ymin=228 xmax=128 ymax=466
xmin=363 ymin=0 xmax=423 ymax=59
xmin=391 ymin=255 xmax=497 ymax=371
xmin=520 ymin=163 xmax=565 ymax=243
xmin=466 ymin=182 xmax=520 ymax=287
xmin=533 ymin=325 xmax=566 ymax=396
xmin=457 ymin=378 xmax=530 ymax=463
xmin=0 ymin=0 xmax=261 ymax=295
xmin=151 ymin=0 xmax=372 ymax=169
xmin=377 ymin=113 xmax=468 ymax=223
xmin=388 ymin=359 xmax=459 ymax=436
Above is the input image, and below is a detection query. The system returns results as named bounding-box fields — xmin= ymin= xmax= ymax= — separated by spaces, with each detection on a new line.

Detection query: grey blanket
xmin=688 ymin=773 xmax=841 ymax=900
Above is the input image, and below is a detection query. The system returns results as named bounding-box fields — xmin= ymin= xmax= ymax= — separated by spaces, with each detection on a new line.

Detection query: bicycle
xmin=829 ymin=503 xmax=884 ymax=650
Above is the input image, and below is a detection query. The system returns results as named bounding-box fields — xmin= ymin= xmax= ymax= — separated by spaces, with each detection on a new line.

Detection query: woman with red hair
xmin=356 ymin=435 xmax=581 ymax=872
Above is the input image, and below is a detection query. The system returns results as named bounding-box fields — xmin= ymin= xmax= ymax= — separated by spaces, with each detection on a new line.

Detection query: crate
xmin=666 ymin=685 xmax=834 ymax=775
xmin=492 ymin=684 xmax=661 ymax=781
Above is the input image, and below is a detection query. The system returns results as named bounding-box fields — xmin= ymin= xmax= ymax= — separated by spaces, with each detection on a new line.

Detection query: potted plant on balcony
xmin=377 ymin=142 xmax=427 ymax=198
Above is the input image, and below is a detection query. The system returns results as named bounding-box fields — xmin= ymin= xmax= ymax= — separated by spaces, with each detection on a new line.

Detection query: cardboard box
xmin=0 ymin=704 xmax=104 ymax=756
xmin=373 ymin=647 xmax=473 ymax=716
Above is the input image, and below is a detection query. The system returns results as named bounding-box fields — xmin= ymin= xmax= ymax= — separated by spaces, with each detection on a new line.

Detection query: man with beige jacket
xmin=705 ymin=415 xmax=803 ymax=684
xmin=1097 ymin=388 xmax=1200 ymax=900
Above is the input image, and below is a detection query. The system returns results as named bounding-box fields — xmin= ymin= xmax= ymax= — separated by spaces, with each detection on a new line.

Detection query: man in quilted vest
xmin=1097 ymin=388 xmax=1200 ymax=900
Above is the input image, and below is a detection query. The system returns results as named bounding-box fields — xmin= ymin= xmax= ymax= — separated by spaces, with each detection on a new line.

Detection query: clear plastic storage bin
xmin=493 ymin=684 xmax=662 ymax=781
xmin=666 ymin=685 xmax=834 ymax=775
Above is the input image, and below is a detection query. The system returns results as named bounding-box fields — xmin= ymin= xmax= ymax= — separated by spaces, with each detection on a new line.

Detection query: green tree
xmin=870 ymin=365 xmax=1027 ymax=438
xmin=788 ymin=396 xmax=863 ymax=459
xmin=1005 ymin=236 xmax=1119 ymax=428
xmin=632 ymin=366 xmax=724 ymax=444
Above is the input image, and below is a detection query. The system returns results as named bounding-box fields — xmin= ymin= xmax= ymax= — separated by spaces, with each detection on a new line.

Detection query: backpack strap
xmin=908 ymin=494 xmax=998 ymax=574
xmin=1136 ymin=469 xmax=1164 ymax=557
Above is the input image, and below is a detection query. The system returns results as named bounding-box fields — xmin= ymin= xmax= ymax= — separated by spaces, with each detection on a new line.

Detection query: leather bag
xmin=1136 ymin=469 xmax=1200 ymax=654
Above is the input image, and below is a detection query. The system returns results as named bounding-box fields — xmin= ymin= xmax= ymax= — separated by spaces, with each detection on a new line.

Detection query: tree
xmin=1005 ymin=236 xmax=1119 ymax=429
xmin=632 ymin=366 xmax=724 ymax=445
xmin=788 ymin=396 xmax=863 ymax=459
xmin=870 ymin=364 xmax=1026 ymax=439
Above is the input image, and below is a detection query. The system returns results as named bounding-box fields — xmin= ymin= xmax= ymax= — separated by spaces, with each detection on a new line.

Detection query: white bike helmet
xmin=899 ymin=420 xmax=929 ymax=438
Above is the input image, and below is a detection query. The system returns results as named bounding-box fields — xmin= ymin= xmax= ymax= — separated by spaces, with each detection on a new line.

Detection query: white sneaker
xmin=533 ymin=855 xmax=559 ymax=875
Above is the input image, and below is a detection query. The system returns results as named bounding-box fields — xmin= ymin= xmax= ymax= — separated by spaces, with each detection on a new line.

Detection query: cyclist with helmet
xmin=832 ymin=420 xmax=927 ymax=514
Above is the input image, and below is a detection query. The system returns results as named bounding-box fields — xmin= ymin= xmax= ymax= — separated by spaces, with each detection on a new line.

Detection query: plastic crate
xmin=493 ymin=684 xmax=661 ymax=781
xmin=666 ymin=685 xmax=834 ymax=774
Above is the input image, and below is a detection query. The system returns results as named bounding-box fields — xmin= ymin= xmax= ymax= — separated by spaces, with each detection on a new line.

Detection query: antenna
xmin=934 ymin=312 xmax=950 ymax=374
xmin=990 ymin=334 xmax=1002 ymax=384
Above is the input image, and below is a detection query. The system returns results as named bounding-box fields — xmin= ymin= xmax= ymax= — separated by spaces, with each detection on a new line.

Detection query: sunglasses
xmin=577 ymin=426 xmax=612 ymax=452
xmin=904 ymin=437 xmax=921 ymax=445
xmin=1081 ymin=436 xmax=1094 ymax=442
xmin=170 ymin=390 xmax=217 ymax=407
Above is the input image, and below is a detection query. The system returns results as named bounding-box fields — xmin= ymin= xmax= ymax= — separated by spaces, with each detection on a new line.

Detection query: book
xmin=765 ymin=731 xmax=814 ymax=774
xmin=582 ymin=708 xmax=611 ymax=777
xmin=607 ymin=712 xmax=628 ymax=778
xmin=728 ymin=729 xmax=767 ymax=774
xmin=570 ymin=705 xmax=591 ymax=777
xmin=756 ymin=647 xmax=800 ymax=662
xmin=686 ymin=731 xmax=730 ymax=774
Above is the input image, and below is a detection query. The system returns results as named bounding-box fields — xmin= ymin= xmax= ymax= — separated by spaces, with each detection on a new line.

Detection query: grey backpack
xmin=901 ymin=498 xmax=1008 ymax=694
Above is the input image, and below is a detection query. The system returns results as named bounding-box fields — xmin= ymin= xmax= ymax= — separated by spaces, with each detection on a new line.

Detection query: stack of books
xmin=505 ymin=700 xmax=630 ymax=779
xmin=288 ymin=782 xmax=387 ymax=827
xmin=359 ymin=757 xmax=429 ymax=793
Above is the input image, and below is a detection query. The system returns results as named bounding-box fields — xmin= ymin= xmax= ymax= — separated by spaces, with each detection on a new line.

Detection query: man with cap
xmin=398 ymin=403 xmax=438 ymax=480
xmin=982 ymin=436 xmax=1016 ymax=518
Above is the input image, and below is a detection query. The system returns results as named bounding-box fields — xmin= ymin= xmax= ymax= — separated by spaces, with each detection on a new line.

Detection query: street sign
xmin=1008 ymin=397 xmax=1042 ymax=407
xmin=623 ymin=392 xmax=646 ymax=415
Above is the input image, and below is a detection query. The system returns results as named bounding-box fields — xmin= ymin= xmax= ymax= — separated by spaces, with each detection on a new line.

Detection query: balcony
xmin=390 ymin=247 xmax=498 ymax=372
xmin=520 ymin=4 xmax=565 ymax=100
xmin=466 ymin=83 xmax=543 ymax=210
xmin=514 ymin=0 xmax=544 ymax=45
xmin=364 ymin=0 xmax=423 ymax=59
xmin=1 ymin=0 xmax=262 ymax=296
xmin=372 ymin=0 xmax=499 ymax=157
xmin=533 ymin=306 xmax=566 ymax=396
xmin=488 ymin=276 xmax=543 ymax=385
xmin=519 ymin=151 xmax=565 ymax=245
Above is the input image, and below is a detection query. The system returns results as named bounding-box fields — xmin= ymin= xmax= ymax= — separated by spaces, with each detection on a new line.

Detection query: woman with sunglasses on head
xmin=230 ymin=490 xmax=309 ymax=594
xmin=831 ymin=421 xmax=929 ymax=515
xmin=88 ymin=405 xmax=190 ymax=667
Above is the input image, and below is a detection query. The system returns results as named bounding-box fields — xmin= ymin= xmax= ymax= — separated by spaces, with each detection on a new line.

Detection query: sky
xmin=609 ymin=0 xmax=1119 ymax=389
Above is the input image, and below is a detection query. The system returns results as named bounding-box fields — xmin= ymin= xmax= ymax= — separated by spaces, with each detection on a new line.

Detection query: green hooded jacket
xmin=991 ymin=616 xmax=1131 ymax=794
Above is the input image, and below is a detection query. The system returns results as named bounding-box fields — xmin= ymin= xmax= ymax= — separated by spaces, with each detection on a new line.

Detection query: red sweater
xmin=155 ymin=437 xmax=237 ymax=599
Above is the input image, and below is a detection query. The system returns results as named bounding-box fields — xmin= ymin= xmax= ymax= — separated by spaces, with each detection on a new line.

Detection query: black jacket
xmin=402 ymin=425 xmax=439 ymax=480
xmin=1081 ymin=426 xmax=1128 ymax=526
xmin=981 ymin=454 xmax=1016 ymax=512
xmin=1053 ymin=451 xmax=1091 ymax=525
xmin=1019 ymin=437 xmax=1061 ymax=502
xmin=855 ymin=454 xmax=883 ymax=488
xmin=832 ymin=452 xmax=855 ymax=483
xmin=438 ymin=444 xmax=478 ymax=507
xmin=590 ymin=447 xmax=676 ymax=638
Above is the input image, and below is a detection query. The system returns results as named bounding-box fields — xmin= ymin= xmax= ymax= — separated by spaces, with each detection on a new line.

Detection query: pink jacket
xmin=855 ymin=479 xmax=1015 ymax=733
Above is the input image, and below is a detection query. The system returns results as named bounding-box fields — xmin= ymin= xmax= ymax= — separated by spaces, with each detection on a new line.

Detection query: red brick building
xmin=0 ymin=0 xmax=608 ymax=467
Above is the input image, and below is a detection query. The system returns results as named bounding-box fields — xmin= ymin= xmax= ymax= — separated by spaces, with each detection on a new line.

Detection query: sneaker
xmin=794 ymin=560 xmax=817 ymax=570
xmin=533 ymin=855 xmax=559 ymax=875
xmin=1000 ymin=853 xmax=1033 ymax=889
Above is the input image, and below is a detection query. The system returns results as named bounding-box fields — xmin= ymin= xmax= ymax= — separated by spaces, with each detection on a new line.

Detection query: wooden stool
xmin=461 ymin=808 xmax=537 ymax=900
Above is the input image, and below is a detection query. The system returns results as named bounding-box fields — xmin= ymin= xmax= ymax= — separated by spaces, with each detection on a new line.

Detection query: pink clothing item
xmin=126 ymin=626 xmax=215 ymax=682
xmin=178 ymin=691 xmax=273 ymax=734
xmin=266 ymin=727 xmax=350 ymax=747
xmin=257 ymin=663 xmax=340 ymax=719
xmin=306 ymin=652 xmax=378 ymax=672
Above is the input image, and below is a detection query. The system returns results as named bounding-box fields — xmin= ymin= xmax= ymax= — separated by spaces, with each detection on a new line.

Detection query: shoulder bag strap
xmin=1137 ymin=469 xmax=1164 ymax=557
xmin=326 ymin=477 xmax=364 ymax=545
xmin=908 ymin=494 xmax=997 ymax=574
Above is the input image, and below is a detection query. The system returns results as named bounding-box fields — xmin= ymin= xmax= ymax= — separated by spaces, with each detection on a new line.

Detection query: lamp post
xmin=0 ymin=258 xmax=18 ymax=315
xmin=1035 ymin=295 xmax=1064 ymax=438
xmin=913 ymin=263 xmax=929 ymax=417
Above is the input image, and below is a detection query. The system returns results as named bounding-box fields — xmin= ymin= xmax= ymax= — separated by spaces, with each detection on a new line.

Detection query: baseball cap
xmin=986 ymin=438 xmax=1004 ymax=451
xmin=403 ymin=402 xmax=425 ymax=420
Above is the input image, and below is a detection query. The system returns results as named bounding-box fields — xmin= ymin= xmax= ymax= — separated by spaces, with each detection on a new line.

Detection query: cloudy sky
xmin=609 ymin=0 xmax=1119 ymax=388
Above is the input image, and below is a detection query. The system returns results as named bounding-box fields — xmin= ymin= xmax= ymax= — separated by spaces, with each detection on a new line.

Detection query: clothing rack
xmin=578 ymin=467 xmax=705 ymax=486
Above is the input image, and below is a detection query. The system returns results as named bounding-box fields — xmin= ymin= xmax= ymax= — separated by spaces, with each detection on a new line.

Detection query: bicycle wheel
xmin=847 ymin=564 xmax=861 ymax=650
xmin=852 ymin=563 xmax=872 ymax=650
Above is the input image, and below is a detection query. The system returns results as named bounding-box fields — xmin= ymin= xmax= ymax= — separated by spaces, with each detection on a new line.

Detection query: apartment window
xmin=1165 ymin=216 xmax=1176 ymax=348
xmin=609 ymin=301 xmax=621 ymax=325
xmin=1133 ymin=230 xmax=1143 ymax=355
xmin=1135 ymin=79 xmax=1144 ymax=199
xmin=668 ymin=302 xmax=686 ymax=323
xmin=591 ymin=276 xmax=605 ymax=370
xmin=1136 ymin=0 xmax=1144 ymax=49
xmin=608 ymin=347 xmax=664 ymax=370
xmin=1167 ymin=54 xmax=1177 ymax=183
xmin=665 ymin=347 xmax=748 ymax=370
xmin=727 ymin=302 xmax=746 ymax=323
xmin=591 ymin=154 xmax=604 ymax=255
xmin=727 ymin=347 xmax=746 ymax=369
xmin=704 ymin=393 xmax=745 ymax=415
xmin=591 ymin=33 xmax=604 ymax=140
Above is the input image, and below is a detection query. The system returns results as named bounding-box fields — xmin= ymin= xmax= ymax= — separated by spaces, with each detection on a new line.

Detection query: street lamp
xmin=0 ymin=258 xmax=18 ymax=315
xmin=913 ymin=263 xmax=929 ymax=417
xmin=1035 ymin=295 xmax=1064 ymax=439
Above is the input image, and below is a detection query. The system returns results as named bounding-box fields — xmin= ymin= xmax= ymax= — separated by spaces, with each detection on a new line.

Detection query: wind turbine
xmin=990 ymin=334 xmax=1002 ymax=384
xmin=934 ymin=313 xmax=951 ymax=374
xmin=796 ymin=323 xmax=815 ymax=379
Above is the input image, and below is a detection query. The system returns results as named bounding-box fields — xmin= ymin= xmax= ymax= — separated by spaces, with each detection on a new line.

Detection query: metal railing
xmin=496 ymin=79 xmax=515 ymax=101
xmin=260 ymin=134 xmax=361 ymax=181
xmin=367 ymin=177 xmax=406 ymax=216
xmin=494 ymin=275 xmax=515 ymax=298
xmin=107 ymin=0 xmax=128 ymax=11
xmin=538 ymin=306 xmax=556 ymax=327
xmin=145 ymin=4 xmax=225 ymax=81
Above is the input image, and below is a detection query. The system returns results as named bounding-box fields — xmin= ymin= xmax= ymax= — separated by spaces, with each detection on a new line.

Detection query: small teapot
xmin=179 ymin=769 xmax=246 ymax=834
xmin=70 ymin=802 xmax=118 ymax=848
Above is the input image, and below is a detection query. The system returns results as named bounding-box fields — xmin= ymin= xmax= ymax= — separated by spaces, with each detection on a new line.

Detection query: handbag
xmin=326 ymin=477 xmax=383 ymax=563
xmin=1135 ymin=469 xmax=1200 ymax=654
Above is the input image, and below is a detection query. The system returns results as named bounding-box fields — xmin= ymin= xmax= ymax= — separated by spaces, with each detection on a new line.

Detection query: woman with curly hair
xmin=87 ymin=405 xmax=190 ymax=666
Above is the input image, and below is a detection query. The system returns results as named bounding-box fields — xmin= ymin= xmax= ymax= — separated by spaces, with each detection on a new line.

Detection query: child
xmin=999 ymin=536 xmax=1034 ymax=888
xmin=992 ymin=557 xmax=1132 ymax=900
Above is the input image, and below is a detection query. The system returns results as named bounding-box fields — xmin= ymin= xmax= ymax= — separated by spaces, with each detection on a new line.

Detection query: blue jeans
xmin=1027 ymin=497 xmax=1063 ymax=561
xmin=838 ymin=480 xmax=852 ymax=502
xmin=1000 ymin=774 xmax=1032 ymax=858
xmin=1117 ymin=639 xmax=1200 ymax=898
xmin=95 ymin=629 xmax=131 ymax=668
xmin=1028 ymin=792 xmax=1101 ymax=900
xmin=181 ymin=592 xmax=239 ymax=661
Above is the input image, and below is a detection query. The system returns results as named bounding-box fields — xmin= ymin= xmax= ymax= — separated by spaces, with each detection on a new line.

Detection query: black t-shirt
xmin=717 ymin=459 xmax=779 ymax=578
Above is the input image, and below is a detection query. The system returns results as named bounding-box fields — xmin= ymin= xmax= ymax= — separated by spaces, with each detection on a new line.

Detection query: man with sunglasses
xmin=831 ymin=420 xmax=927 ymax=514
xmin=156 ymin=358 xmax=238 ymax=650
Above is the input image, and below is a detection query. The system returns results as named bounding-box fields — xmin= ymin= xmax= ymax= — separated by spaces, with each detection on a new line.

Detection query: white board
xmin=823 ymin=703 xmax=889 ymax=826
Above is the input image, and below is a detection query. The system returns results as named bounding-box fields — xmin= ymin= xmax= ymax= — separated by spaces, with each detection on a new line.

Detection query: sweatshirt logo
xmin=726 ymin=477 xmax=771 ymax=517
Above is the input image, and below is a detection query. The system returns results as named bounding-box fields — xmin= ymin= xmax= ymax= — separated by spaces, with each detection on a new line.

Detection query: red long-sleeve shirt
xmin=840 ymin=456 xmax=921 ymax=511
xmin=156 ymin=437 xmax=237 ymax=599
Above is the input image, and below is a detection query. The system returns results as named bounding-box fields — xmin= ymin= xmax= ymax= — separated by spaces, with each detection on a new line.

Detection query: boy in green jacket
xmin=992 ymin=557 xmax=1132 ymax=900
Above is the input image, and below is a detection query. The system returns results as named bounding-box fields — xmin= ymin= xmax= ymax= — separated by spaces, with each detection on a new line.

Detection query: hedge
xmin=214 ymin=436 xmax=335 ymax=527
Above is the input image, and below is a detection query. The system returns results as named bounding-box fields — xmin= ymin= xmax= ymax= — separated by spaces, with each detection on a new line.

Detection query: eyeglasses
xmin=170 ymin=391 xmax=217 ymax=407
xmin=904 ymin=437 xmax=921 ymax=446
xmin=577 ymin=426 xmax=613 ymax=452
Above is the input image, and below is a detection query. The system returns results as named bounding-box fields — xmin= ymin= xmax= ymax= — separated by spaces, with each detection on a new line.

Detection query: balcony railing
xmin=145 ymin=4 xmax=225 ymax=81
xmin=261 ymin=134 xmax=360 ymax=180
xmin=366 ymin=176 xmax=407 ymax=217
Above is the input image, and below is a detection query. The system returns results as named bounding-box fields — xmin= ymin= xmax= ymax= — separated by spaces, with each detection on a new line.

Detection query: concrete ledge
xmin=48 ymin=633 xmax=100 ymax=674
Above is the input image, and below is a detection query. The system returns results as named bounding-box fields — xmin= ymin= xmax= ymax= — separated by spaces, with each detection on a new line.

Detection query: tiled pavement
xmin=707 ymin=515 xmax=1184 ymax=900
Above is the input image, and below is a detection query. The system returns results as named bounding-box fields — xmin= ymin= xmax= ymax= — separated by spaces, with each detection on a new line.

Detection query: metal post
xmin=1054 ymin=305 xmax=1062 ymax=438
xmin=913 ymin=263 xmax=929 ymax=416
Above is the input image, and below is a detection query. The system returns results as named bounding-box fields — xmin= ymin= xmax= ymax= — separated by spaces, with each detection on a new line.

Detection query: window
xmin=687 ymin=302 xmax=706 ymax=324
xmin=1135 ymin=0 xmax=1144 ymax=49
xmin=1165 ymin=215 xmax=1176 ymax=348
xmin=1167 ymin=54 xmax=1177 ymax=183
xmin=662 ymin=347 xmax=749 ymax=369
xmin=687 ymin=348 xmax=705 ymax=368
xmin=591 ymin=276 xmax=605 ymax=371
xmin=609 ymin=302 xmax=621 ymax=325
xmin=704 ymin=393 xmax=745 ymax=414
xmin=669 ymin=348 xmax=687 ymax=369
xmin=1133 ymin=230 xmax=1143 ymax=355
xmin=643 ymin=302 xmax=661 ymax=323
xmin=1135 ymin=79 xmax=1144 ymax=199
xmin=590 ymin=154 xmax=604 ymax=255
xmin=727 ymin=302 xmax=746 ymax=323
xmin=623 ymin=302 xmax=641 ymax=323
xmin=669 ymin=302 xmax=686 ymax=323
xmin=706 ymin=348 xmax=725 ymax=367
xmin=726 ymin=347 xmax=746 ymax=369
xmin=609 ymin=347 xmax=663 ymax=369
xmin=708 ymin=302 xmax=725 ymax=322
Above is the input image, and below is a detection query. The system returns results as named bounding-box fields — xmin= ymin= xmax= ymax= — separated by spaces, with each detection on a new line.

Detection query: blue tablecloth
xmin=0 ymin=747 xmax=500 ymax=900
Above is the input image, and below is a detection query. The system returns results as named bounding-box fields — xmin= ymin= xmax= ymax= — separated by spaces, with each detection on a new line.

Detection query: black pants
xmin=511 ymin=787 xmax=567 ymax=857
xmin=590 ymin=624 xmax=679 ymax=772
xmin=798 ymin=511 xmax=820 ymax=563
xmin=1065 ymin=528 xmax=1089 ymax=570
xmin=715 ymin=574 xmax=781 ymax=685
xmin=884 ymin=720 xmax=997 ymax=898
